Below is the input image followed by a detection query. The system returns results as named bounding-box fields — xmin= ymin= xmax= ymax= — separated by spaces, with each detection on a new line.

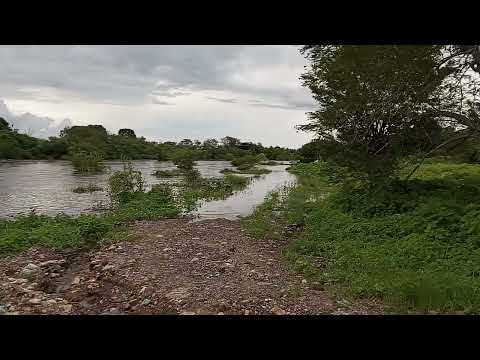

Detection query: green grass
xmin=244 ymin=160 xmax=480 ymax=314
xmin=72 ymin=184 xmax=103 ymax=193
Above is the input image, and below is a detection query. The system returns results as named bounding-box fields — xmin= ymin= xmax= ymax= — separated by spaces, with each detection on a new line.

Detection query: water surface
xmin=0 ymin=160 xmax=295 ymax=220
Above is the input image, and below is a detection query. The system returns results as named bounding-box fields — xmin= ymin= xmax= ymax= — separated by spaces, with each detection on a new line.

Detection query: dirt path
xmin=0 ymin=218 xmax=381 ymax=315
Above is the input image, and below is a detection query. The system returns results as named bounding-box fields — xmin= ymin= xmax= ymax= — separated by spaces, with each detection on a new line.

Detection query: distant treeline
xmin=0 ymin=117 xmax=298 ymax=161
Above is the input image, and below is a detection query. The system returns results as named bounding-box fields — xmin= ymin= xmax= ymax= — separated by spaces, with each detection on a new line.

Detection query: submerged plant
xmin=108 ymin=160 xmax=145 ymax=205
xmin=72 ymin=184 xmax=103 ymax=193
xmin=71 ymin=151 xmax=105 ymax=173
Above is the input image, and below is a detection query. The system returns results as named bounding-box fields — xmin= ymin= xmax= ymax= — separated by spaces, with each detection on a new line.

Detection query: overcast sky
xmin=0 ymin=45 xmax=315 ymax=148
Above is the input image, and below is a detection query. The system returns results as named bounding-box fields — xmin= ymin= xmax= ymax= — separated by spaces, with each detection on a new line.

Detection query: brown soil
xmin=0 ymin=218 xmax=382 ymax=315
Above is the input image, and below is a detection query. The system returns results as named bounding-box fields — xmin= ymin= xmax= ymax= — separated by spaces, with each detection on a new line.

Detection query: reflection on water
xmin=0 ymin=160 xmax=295 ymax=220
xmin=192 ymin=165 xmax=297 ymax=221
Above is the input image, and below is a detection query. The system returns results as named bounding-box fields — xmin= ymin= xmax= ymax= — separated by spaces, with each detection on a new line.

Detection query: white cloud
xmin=0 ymin=45 xmax=315 ymax=147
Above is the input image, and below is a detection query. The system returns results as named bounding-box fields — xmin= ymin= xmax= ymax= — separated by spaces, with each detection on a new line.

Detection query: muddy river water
xmin=0 ymin=160 xmax=296 ymax=220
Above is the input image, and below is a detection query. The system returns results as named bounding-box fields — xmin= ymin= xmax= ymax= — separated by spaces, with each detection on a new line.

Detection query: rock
xmin=45 ymin=299 xmax=57 ymax=305
xmin=244 ymin=310 xmax=250 ymax=315
xmin=272 ymin=306 xmax=287 ymax=315
xmin=217 ymin=312 xmax=225 ymax=315
xmin=180 ymin=311 xmax=196 ymax=315
xmin=141 ymin=299 xmax=151 ymax=306
xmin=166 ymin=287 xmax=190 ymax=302
xmin=61 ymin=304 xmax=73 ymax=313
xmin=301 ymin=279 xmax=307 ymax=284
xmin=0 ymin=305 xmax=7 ymax=314
xmin=20 ymin=263 xmax=40 ymax=278
xmin=50 ymin=273 xmax=60 ymax=278
xmin=28 ymin=298 xmax=42 ymax=305
xmin=163 ymin=248 xmax=172 ymax=252
xmin=39 ymin=260 xmax=60 ymax=267
xmin=71 ymin=276 xmax=81 ymax=285
xmin=191 ymin=257 xmax=199 ymax=262
xmin=102 ymin=265 xmax=115 ymax=272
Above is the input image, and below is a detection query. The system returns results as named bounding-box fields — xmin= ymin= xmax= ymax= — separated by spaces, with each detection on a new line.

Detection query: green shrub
xmin=249 ymin=160 xmax=480 ymax=313
xmin=108 ymin=160 xmax=145 ymax=205
xmin=71 ymin=151 xmax=105 ymax=173
xmin=172 ymin=150 xmax=196 ymax=171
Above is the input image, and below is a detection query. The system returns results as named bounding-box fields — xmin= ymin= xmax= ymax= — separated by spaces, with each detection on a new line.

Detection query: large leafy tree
xmin=299 ymin=45 xmax=449 ymax=181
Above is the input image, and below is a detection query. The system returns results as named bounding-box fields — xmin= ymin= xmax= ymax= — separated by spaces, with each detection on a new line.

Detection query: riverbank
xmin=243 ymin=160 xmax=480 ymax=314
xmin=0 ymin=218 xmax=381 ymax=315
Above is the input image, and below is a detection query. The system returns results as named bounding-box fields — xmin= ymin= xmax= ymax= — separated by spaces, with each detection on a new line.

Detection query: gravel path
xmin=0 ymin=218 xmax=382 ymax=315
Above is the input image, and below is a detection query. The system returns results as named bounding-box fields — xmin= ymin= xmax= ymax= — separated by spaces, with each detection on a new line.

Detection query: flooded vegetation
xmin=0 ymin=160 xmax=294 ymax=219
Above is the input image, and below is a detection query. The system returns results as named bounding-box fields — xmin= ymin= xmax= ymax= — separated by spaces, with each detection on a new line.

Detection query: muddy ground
xmin=0 ymin=218 xmax=382 ymax=315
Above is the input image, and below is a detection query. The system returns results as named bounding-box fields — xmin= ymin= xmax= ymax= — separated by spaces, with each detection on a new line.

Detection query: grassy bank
xmin=243 ymin=161 xmax=480 ymax=313
xmin=0 ymin=166 xmax=251 ymax=256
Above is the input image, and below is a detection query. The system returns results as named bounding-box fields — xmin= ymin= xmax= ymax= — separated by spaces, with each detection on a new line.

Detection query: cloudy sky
xmin=0 ymin=45 xmax=315 ymax=148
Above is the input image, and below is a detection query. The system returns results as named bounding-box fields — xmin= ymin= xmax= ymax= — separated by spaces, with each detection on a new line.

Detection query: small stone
xmin=180 ymin=311 xmax=196 ymax=315
xmin=191 ymin=257 xmax=199 ymax=262
xmin=244 ymin=310 xmax=250 ymax=315
xmin=141 ymin=299 xmax=151 ymax=306
xmin=71 ymin=276 xmax=81 ymax=285
xmin=45 ymin=299 xmax=57 ymax=305
xmin=20 ymin=263 xmax=40 ymax=278
xmin=107 ymin=245 xmax=116 ymax=250
xmin=62 ymin=304 xmax=73 ymax=313
xmin=0 ymin=305 xmax=8 ymax=314
xmin=39 ymin=260 xmax=59 ymax=267
xmin=50 ymin=273 xmax=60 ymax=278
xmin=217 ymin=312 xmax=225 ymax=315
xmin=163 ymin=248 xmax=172 ymax=252
xmin=102 ymin=265 xmax=115 ymax=272
xmin=156 ymin=234 xmax=164 ymax=238
xmin=301 ymin=279 xmax=307 ymax=284
xmin=28 ymin=298 xmax=42 ymax=305
xmin=272 ymin=306 xmax=287 ymax=315
xmin=192 ymin=237 xmax=200 ymax=240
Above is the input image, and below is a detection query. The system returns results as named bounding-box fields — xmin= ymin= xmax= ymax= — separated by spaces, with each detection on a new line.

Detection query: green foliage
xmin=0 ymin=211 xmax=115 ymax=254
xmin=299 ymin=45 xmax=449 ymax=182
xmin=172 ymin=149 xmax=196 ymax=171
xmin=108 ymin=160 xmax=145 ymax=205
xmin=253 ymin=161 xmax=480 ymax=313
xmin=0 ymin=118 xmax=299 ymax=161
xmin=71 ymin=151 xmax=105 ymax=173
xmin=72 ymin=184 xmax=103 ymax=193
xmin=231 ymin=154 xmax=266 ymax=167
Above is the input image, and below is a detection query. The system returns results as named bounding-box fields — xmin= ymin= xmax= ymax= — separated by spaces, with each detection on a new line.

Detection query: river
xmin=0 ymin=160 xmax=296 ymax=220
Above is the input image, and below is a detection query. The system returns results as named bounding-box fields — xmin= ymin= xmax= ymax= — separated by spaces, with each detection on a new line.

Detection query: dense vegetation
xmin=0 ymin=119 xmax=298 ymax=162
xmin=244 ymin=161 xmax=480 ymax=313
xmin=243 ymin=45 xmax=480 ymax=313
